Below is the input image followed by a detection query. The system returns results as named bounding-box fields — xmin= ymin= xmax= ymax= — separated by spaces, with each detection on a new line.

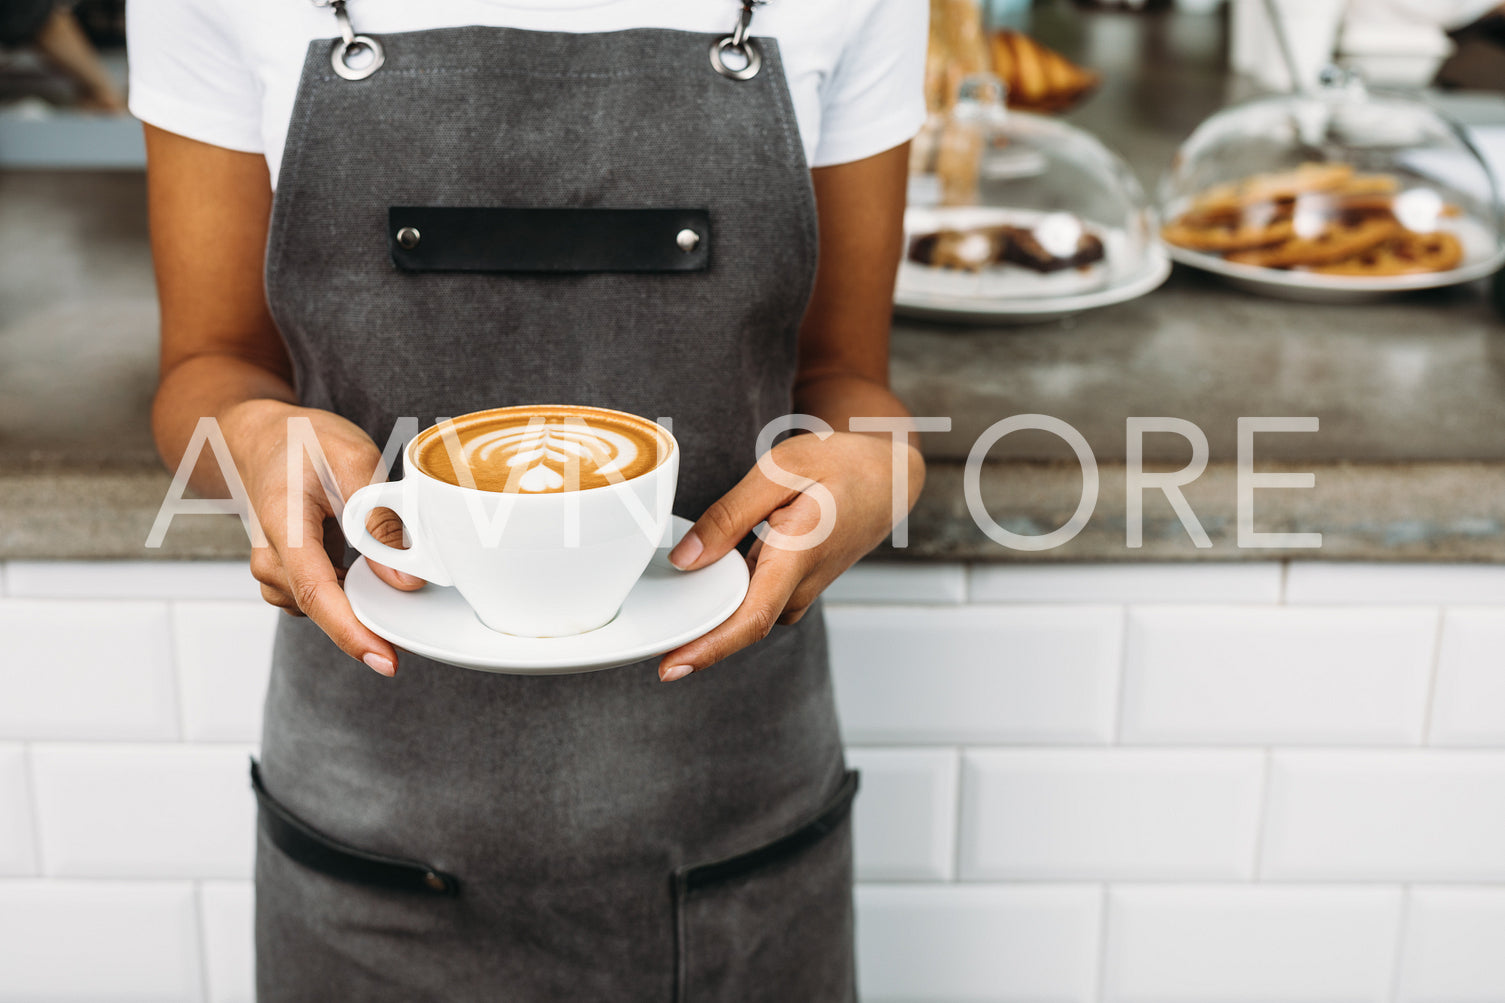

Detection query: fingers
xmin=658 ymin=546 xmax=807 ymax=681
xmin=280 ymin=540 xmax=398 ymax=676
xmin=669 ymin=464 xmax=798 ymax=572
xmin=364 ymin=506 xmax=424 ymax=591
xmin=249 ymin=499 xmax=398 ymax=676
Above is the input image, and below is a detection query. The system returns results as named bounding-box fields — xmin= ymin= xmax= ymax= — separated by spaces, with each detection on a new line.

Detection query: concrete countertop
xmin=3 ymin=5 xmax=1504 ymax=562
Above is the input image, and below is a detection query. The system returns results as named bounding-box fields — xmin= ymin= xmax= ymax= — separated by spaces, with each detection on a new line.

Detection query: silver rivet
xmin=676 ymin=228 xmax=700 ymax=253
xmin=396 ymin=226 xmax=421 ymax=250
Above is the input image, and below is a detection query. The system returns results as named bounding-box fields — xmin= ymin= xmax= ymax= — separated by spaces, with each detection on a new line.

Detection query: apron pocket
xmin=250 ymin=759 xmax=458 ymax=896
xmin=673 ymin=770 xmax=859 ymax=1003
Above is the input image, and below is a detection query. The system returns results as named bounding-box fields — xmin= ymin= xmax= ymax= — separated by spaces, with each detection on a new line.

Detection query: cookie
xmin=1161 ymin=216 xmax=1296 ymax=253
xmin=1190 ymin=163 xmax=1356 ymax=217
xmin=1225 ymin=216 xmax=1401 ymax=268
xmin=1307 ymin=230 xmax=1464 ymax=276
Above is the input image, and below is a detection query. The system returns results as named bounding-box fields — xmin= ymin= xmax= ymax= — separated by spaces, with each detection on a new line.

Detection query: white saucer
xmin=345 ymin=517 xmax=749 ymax=675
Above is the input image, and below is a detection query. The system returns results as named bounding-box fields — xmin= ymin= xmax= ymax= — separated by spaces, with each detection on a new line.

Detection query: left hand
xmin=657 ymin=430 xmax=921 ymax=681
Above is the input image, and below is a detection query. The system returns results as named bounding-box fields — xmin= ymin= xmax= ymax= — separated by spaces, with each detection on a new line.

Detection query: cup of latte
xmin=342 ymin=405 xmax=678 ymax=637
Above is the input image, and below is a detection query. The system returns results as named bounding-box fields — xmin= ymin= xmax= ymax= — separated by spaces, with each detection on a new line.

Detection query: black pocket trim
xmin=675 ymin=770 xmax=859 ymax=893
xmin=388 ymin=206 xmax=711 ymax=273
xmin=250 ymin=759 xmax=458 ymax=896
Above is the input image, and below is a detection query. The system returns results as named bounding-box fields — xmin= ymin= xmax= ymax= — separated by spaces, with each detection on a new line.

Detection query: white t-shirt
xmin=126 ymin=0 xmax=928 ymax=188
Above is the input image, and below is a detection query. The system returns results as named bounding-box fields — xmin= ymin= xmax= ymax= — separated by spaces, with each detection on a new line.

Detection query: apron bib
xmin=251 ymin=7 xmax=856 ymax=1001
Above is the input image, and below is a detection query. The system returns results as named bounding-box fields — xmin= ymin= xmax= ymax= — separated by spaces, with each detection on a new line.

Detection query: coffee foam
xmin=412 ymin=406 xmax=669 ymax=494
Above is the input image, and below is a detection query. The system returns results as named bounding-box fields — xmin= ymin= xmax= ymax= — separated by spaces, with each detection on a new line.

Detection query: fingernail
xmin=668 ymin=531 xmax=703 ymax=570
xmin=660 ymin=663 xmax=694 ymax=682
xmin=363 ymin=652 xmax=395 ymax=677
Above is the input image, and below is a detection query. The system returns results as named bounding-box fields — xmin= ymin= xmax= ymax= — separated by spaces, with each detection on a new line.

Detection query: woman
xmin=129 ymin=0 xmax=926 ymax=998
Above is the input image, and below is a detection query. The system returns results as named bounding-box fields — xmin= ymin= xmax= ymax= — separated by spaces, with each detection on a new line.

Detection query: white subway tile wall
xmin=1103 ymin=886 xmax=1402 ymax=1003
xmin=1261 ymin=751 xmax=1505 ymax=881
xmin=31 ymin=743 xmax=257 ymax=879
xmin=1398 ymin=888 xmax=1505 ymax=1003
xmin=1121 ymin=606 xmax=1436 ymax=745
xmin=199 ymin=881 xmax=255 ymax=1003
xmin=0 ymin=599 xmax=179 ymax=740
xmin=971 ymin=562 xmax=1284 ymax=604
xmin=6 ymin=560 xmax=262 ymax=601
xmin=4 ymin=558 xmax=1505 ymax=1001
xmin=846 ymin=747 xmax=958 ymax=881
xmin=0 ymin=880 xmax=203 ymax=1003
xmin=1430 ymin=608 xmax=1505 ymax=746
xmin=0 ymin=745 xmax=37 ymax=876
xmin=1285 ymin=562 xmax=1505 ymax=605
xmin=172 ymin=601 xmax=278 ymax=743
xmin=959 ymin=749 xmax=1265 ymax=881
xmin=857 ymin=884 xmax=1102 ymax=1003
xmin=826 ymin=562 xmax=968 ymax=604
xmin=829 ymin=605 xmax=1124 ymax=743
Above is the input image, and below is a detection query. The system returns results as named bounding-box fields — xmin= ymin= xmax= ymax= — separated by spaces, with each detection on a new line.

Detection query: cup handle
xmin=341 ymin=481 xmax=453 ymax=587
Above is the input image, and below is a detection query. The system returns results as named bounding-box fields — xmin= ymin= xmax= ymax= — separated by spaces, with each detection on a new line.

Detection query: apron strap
xmin=315 ymin=0 xmax=768 ymax=83
xmin=313 ymin=0 xmax=385 ymax=81
xmin=710 ymin=0 xmax=767 ymax=81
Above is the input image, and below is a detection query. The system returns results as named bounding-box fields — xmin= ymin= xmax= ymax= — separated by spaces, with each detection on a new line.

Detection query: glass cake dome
xmin=900 ymin=73 xmax=1167 ymax=321
xmin=1157 ymin=69 xmax=1505 ymax=301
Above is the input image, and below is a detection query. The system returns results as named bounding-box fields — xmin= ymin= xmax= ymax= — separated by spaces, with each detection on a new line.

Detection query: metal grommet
xmin=675 ymin=228 xmax=700 ymax=252
xmin=396 ymin=226 xmax=421 ymax=250
xmin=709 ymin=36 xmax=761 ymax=81
xmin=423 ymin=871 xmax=447 ymax=893
xmin=331 ymin=35 xmax=385 ymax=81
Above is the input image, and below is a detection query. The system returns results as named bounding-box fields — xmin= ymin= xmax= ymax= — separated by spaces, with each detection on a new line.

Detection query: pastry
xmin=998 ymin=224 xmax=1106 ymax=272
xmin=1161 ymin=163 xmax=1467 ymax=278
xmin=908 ymin=219 xmax=1105 ymax=273
xmin=1225 ymin=217 xmax=1401 ymax=268
xmin=987 ymin=30 xmax=1099 ymax=114
xmin=1307 ymin=230 xmax=1464 ymax=276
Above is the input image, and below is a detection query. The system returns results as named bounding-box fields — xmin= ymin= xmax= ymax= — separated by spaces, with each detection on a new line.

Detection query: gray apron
xmin=251 ymin=5 xmax=857 ymax=1001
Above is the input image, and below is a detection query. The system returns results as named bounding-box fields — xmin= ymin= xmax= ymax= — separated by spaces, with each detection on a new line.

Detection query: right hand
xmin=223 ymin=400 xmax=424 ymax=676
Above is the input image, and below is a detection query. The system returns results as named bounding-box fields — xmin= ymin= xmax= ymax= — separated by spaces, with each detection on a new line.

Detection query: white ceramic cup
xmin=341 ymin=407 xmax=679 ymax=637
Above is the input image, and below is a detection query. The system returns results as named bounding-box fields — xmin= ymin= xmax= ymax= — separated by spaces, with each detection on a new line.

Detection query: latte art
xmin=465 ymin=422 xmax=643 ymax=493
xmin=412 ymin=405 xmax=670 ymax=494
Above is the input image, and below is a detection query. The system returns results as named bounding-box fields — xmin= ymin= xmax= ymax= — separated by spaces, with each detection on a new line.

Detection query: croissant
xmin=988 ymin=29 xmax=1100 ymax=114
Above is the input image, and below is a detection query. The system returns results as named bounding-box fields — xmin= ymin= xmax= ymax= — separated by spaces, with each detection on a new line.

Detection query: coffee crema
xmin=411 ymin=405 xmax=671 ymax=494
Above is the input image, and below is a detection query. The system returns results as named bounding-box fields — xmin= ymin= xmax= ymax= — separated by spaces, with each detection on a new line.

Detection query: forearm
xmin=152 ymin=353 xmax=298 ymax=497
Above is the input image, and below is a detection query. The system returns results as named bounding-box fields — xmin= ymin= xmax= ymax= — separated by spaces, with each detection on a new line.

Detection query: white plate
xmin=894 ymin=206 xmax=1171 ymax=324
xmin=1166 ymin=215 xmax=1505 ymax=304
xmin=345 ymin=516 xmax=749 ymax=674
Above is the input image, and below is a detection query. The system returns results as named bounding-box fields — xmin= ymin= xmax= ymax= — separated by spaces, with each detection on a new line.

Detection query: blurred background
xmin=6 ymin=1 xmax=1505 ymax=1001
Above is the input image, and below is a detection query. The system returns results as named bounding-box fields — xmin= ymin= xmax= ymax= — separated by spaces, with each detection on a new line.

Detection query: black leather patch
xmin=388 ymin=206 xmax=710 ymax=273
xmin=250 ymin=759 xmax=459 ymax=896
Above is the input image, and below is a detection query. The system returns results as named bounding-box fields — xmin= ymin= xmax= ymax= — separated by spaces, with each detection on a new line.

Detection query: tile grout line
xmin=1418 ymin=608 xmax=1446 ymax=747
xmin=1278 ymin=559 xmax=1290 ymax=604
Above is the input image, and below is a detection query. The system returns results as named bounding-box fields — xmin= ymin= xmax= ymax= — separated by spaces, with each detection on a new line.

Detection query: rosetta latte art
xmin=411 ymin=405 xmax=668 ymax=494
xmin=465 ymin=422 xmax=641 ymax=493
